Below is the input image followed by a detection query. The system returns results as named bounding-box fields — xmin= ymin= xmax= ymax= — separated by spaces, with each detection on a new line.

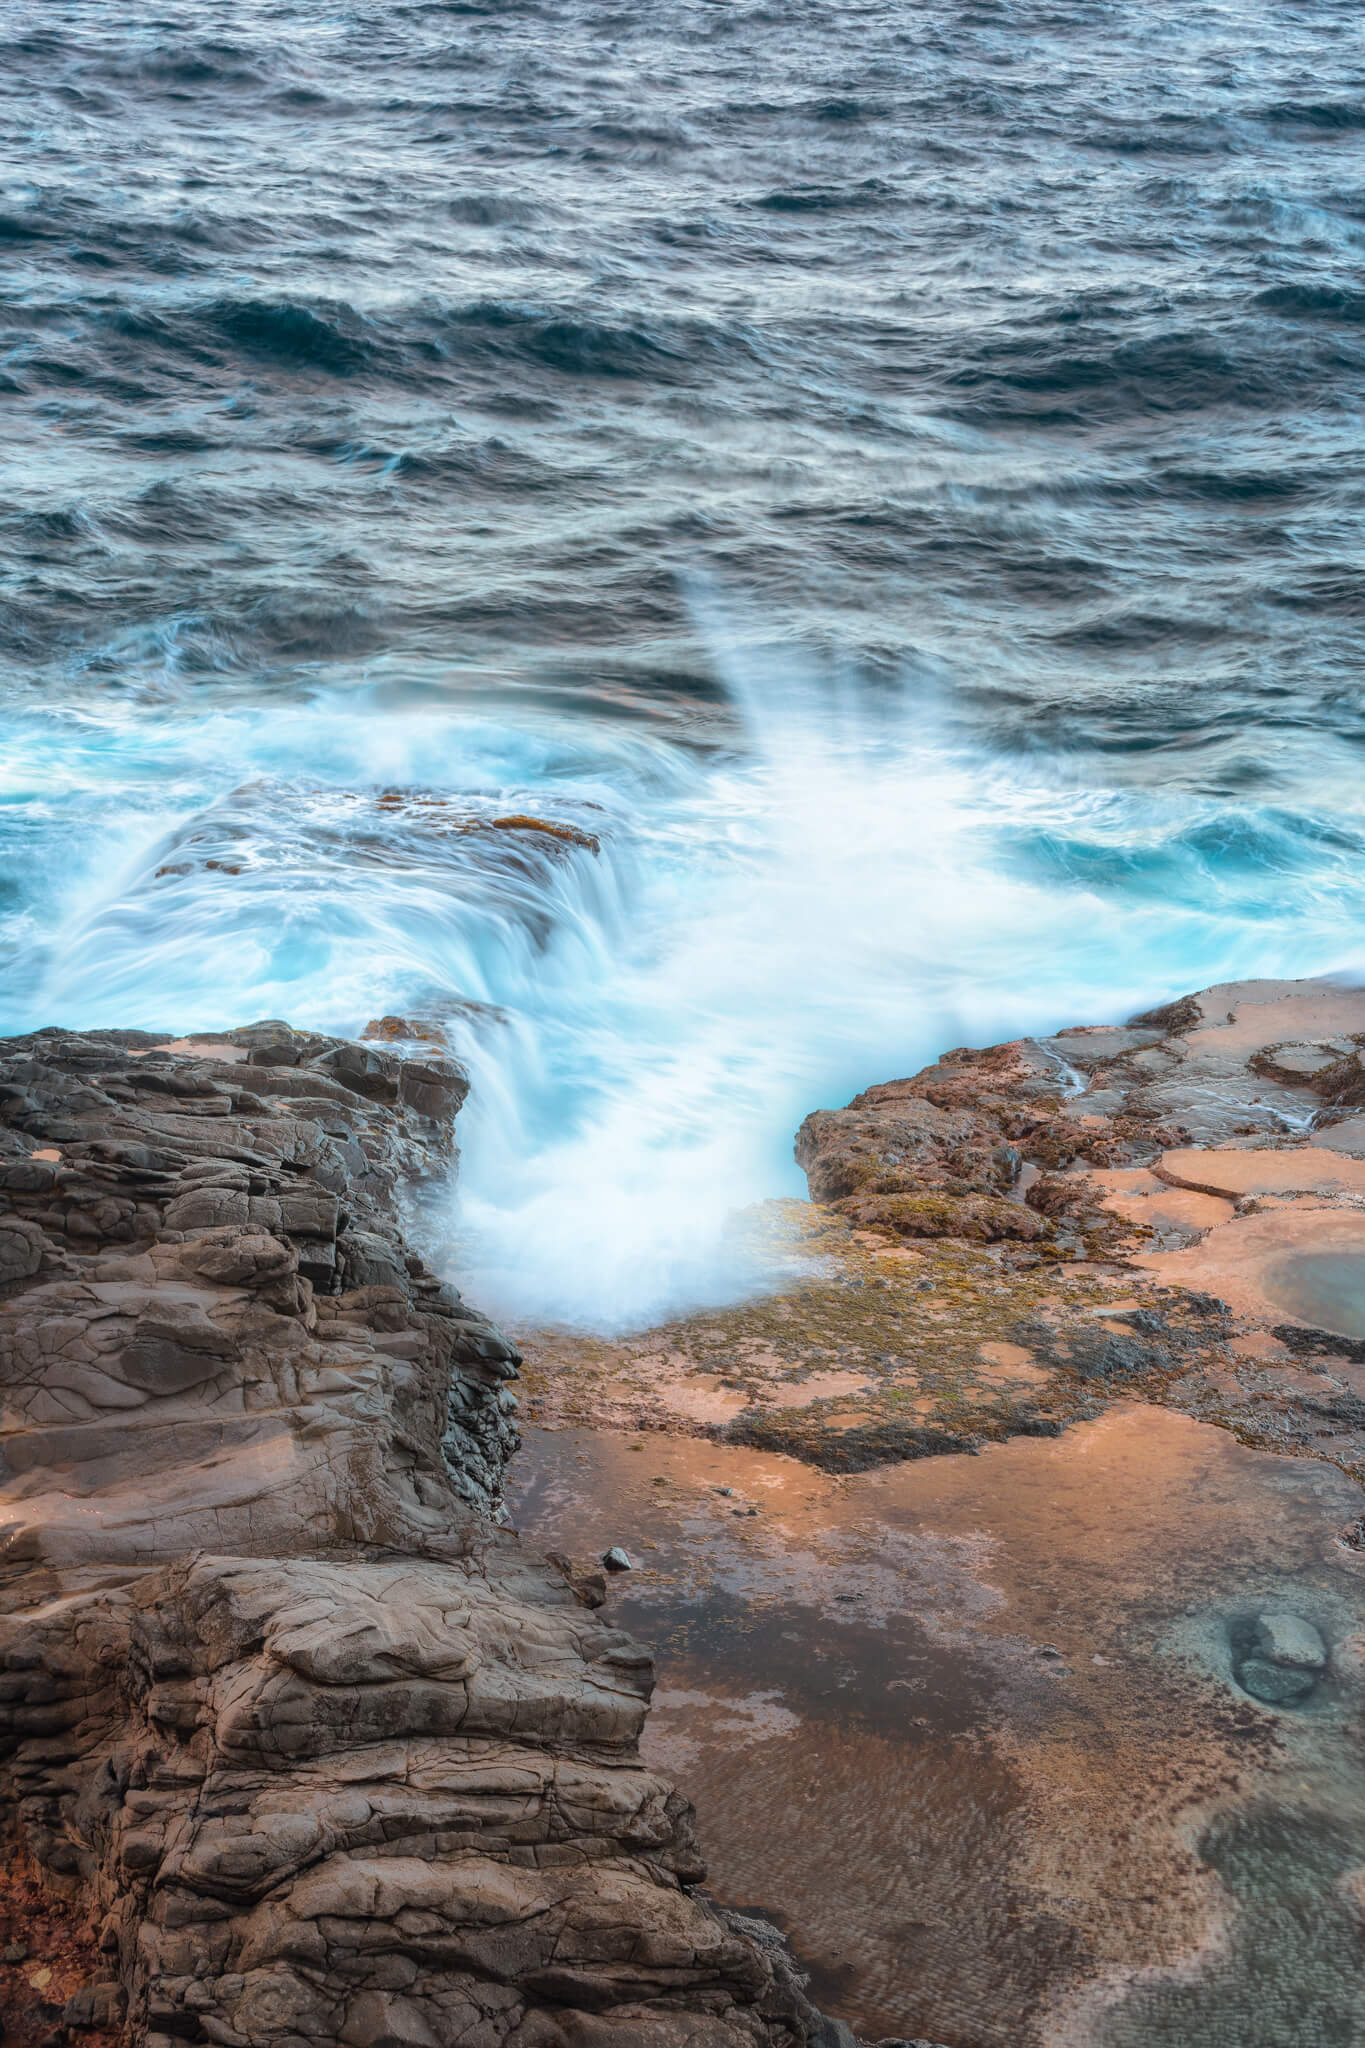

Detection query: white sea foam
xmin=6 ymin=655 xmax=1365 ymax=1330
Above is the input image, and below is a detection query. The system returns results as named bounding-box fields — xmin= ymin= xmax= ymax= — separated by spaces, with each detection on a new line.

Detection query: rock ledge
xmin=0 ymin=1024 xmax=829 ymax=2048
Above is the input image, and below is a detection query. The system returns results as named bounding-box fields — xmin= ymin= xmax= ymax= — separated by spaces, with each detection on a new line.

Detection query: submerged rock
xmin=1230 ymin=1607 xmax=1330 ymax=1707
xmin=1236 ymin=1656 xmax=1318 ymax=1707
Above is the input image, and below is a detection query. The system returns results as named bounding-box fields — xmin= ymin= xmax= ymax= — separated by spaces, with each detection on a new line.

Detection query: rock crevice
xmin=0 ymin=1025 xmax=827 ymax=2048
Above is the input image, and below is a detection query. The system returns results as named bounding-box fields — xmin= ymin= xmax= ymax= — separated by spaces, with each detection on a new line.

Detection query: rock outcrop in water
xmin=0 ymin=1026 xmax=833 ymax=2048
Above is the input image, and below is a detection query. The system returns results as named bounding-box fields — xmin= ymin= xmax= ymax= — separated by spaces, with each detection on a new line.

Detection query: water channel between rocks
xmin=507 ymin=1406 xmax=1365 ymax=2048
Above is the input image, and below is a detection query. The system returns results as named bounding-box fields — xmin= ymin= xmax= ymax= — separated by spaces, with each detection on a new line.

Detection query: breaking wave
xmin=7 ymin=631 xmax=1365 ymax=1329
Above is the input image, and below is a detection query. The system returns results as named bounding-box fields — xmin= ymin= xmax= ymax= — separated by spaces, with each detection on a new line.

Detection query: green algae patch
xmin=840 ymin=1190 xmax=1050 ymax=1243
xmin=726 ymin=1406 xmax=1067 ymax=1473
xmin=510 ymin=1193 xmax=1365 ymax=1484
xmin=512 ymin=1200 xmax=1132 ymax=1465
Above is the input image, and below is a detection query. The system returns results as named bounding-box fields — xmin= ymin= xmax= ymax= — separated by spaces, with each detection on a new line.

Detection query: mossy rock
xmin=724 ymin=1407 xmax=1065 ymax=1473
xmin=843 ymin=1191 xmax=1050 ymax=1244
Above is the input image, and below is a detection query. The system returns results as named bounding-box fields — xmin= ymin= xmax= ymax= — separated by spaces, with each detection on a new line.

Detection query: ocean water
xmin=4 ymin=0 xmax=1365 ymax=1325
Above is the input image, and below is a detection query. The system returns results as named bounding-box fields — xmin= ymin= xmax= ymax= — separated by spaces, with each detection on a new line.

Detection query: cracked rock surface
xmin=0 ymin=1024 xmax=827 ymax=2048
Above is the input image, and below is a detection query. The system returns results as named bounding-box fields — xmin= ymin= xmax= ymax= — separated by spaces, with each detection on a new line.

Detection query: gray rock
xmin=869 ymin=2039 xmax=955 ymax=2048
xmin=162 ymin=1184 xmax=250 ymax=1232
xmin=603 ymin=1545 xmax=633 ymax=1571
xmin=1254 ymin=1610 xmax=1327 ymax=1670
xmin=1237 ymin=1656 xmax=1318 ymax=1707
xmin=337 ymin=1226 xmax=409 ymax=1291
xmin=0 ymin=1214 xmax=48 ymax=1284
xmin=811 ymin=2022 xmax=860 ymax=2048
xmin=120 ymin=1300 xmax=236 ymax=1395
xmin=63 ymin=1979 xmax=123 ymax=2030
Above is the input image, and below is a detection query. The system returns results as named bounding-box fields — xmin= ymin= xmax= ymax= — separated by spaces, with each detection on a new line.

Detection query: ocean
xmin=4 ymin=0 xmax=1365 ymax=1325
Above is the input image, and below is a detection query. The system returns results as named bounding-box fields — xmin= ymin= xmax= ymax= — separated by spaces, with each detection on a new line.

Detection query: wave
xmin=755 ymin=180 xmax=897 ymax=212
xmin=1259 ymin=99 xmax=1365 ymax=131
xmin=6 ymin=0 xmax=1365 ymax=1361
xmin=207 ymin=297 xmax=377 ymax=375
xmin=434 ymin=300 xmax=763 ymax=382
xmin=1255 ymin=283 xmax=1365 ymax=324
xmin=9 ymin=638 xmax=1365 ymax=1330
xmin=6 ymin=291 xmax=767 ymax=402
xmin=941 ymin=324 xmax=1362 ymax=426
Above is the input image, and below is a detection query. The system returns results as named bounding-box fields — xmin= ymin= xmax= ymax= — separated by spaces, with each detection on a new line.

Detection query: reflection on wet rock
xmin=510 ymin=1404 xmax=1365 ymax=2045
xmin=1090 ymin=1805 xmax=1365 ymax=2048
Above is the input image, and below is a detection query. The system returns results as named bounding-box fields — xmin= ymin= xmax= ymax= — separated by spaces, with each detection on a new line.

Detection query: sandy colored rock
xmin=1158 ymin=1144 xmax=1365 ymax=1200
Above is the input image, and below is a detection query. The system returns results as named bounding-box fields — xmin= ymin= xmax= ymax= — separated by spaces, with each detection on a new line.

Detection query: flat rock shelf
xmin=507 ymin=977 xmax=1365 ymax=2047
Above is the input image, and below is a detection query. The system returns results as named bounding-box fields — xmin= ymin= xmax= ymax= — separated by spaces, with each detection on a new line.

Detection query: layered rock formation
xmin=0 ymin=1026 xmax=835 ymax=2048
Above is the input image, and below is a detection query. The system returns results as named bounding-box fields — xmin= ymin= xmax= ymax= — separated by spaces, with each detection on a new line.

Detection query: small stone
xmin=602 ymin=1546 xmax=632 ymax=1572
xmin=1237 ymin=1656 xmax=1316 ymax=1707
xmin=714 ymin=1486 xmax=733 ymax=1497
xmin=1254 ymin=1611 xmax=1327 ymax=1671
xmin=4 ymin=1941 xmax=28 ymax=1963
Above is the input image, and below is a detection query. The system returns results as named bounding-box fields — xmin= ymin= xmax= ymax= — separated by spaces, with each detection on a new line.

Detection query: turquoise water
xmin=4 ymin=1 xmax=1365 ymax=1322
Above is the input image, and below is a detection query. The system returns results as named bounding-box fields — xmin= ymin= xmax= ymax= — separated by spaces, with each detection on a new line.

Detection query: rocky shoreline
xmin=0 ymin=1023 xmax=866 ymax=2048
xmin=504 ymin=976 xmax=1365 ymax=2041
xmin=519 ymin=977 xmax=1365 ymax=1509
xmin=4 ymin=979 xmax=1365 ymax=2045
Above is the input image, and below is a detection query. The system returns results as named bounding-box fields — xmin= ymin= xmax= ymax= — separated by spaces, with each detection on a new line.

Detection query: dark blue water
xmin=4 ymin=0 xmax=1365 ymax=1326
xmin=5 ymin=0 xmax=1365 ymax=742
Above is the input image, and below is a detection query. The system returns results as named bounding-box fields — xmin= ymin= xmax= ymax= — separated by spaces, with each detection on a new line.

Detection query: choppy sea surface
xmin=4 ymin=0 xmax=1365 ymax=1324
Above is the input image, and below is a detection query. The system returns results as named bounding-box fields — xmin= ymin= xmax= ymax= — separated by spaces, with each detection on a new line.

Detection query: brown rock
xmin=0 ymin=1026 xmax=824 ymax=2048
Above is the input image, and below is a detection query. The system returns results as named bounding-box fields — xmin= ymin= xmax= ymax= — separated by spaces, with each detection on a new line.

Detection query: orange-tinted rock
xmin=361 ymin=1012 xmax=448 ymax=1045
xmin=491 ymin=811 xmax=601 ymax=852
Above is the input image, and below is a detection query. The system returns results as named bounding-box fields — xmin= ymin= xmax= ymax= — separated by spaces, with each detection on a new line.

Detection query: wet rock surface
xmin=0 ymin=1025 xmax=827 ymax=2048
xmin=516 ymin=977 xmax=1365 ymax=1486
xmin=502 ymin=976 xmax=1365 ymax=2042
xmin=507 ymin=1406 xmax=1365 ymax=2046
